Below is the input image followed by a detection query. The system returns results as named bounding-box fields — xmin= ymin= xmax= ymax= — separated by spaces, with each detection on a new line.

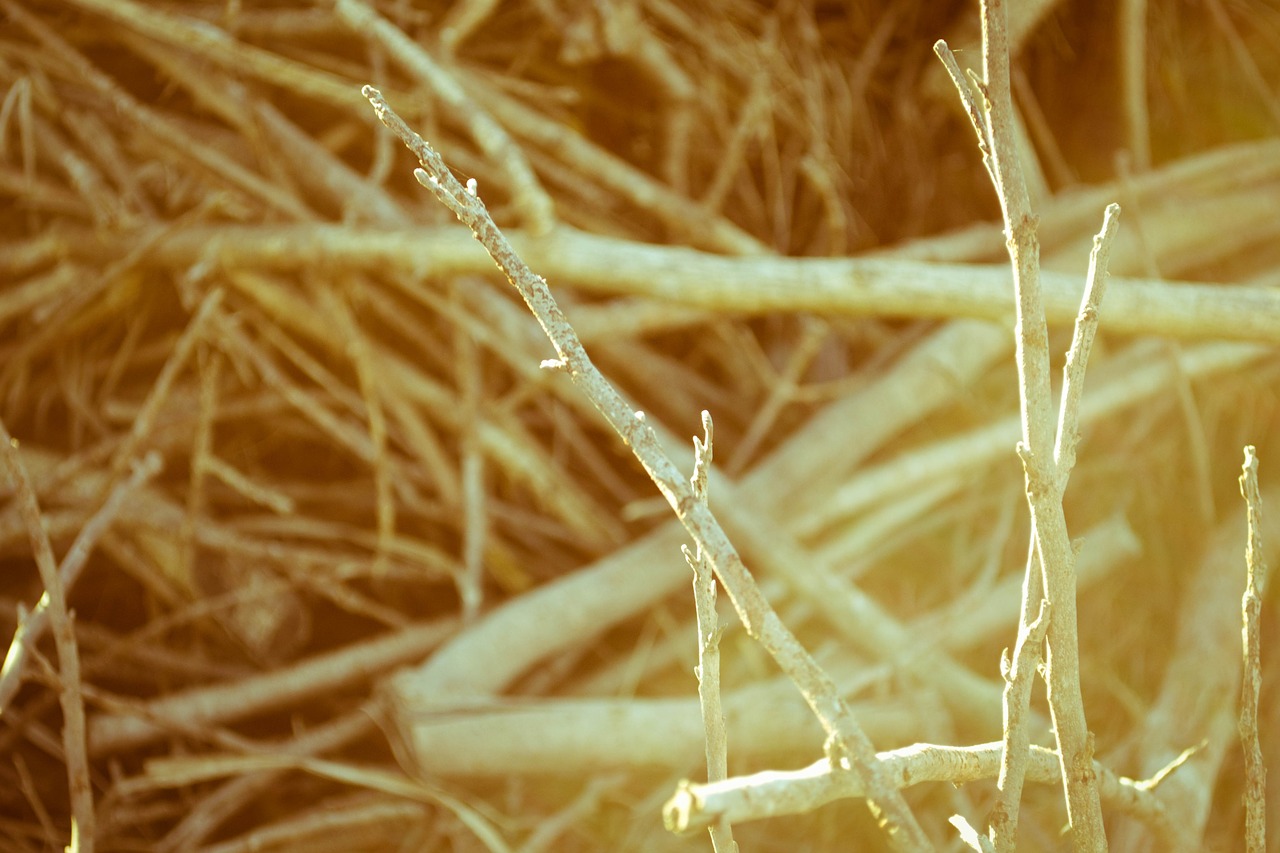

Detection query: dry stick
xmin=428 ymin=288 xmax=1019 ymax=734
xmin=142 ymin=221 xmax=1280 ymax=346
xmin=0 ymin=423 xmax=96 ymax=853
xmin=684 ymin=412 xmax=735 ymax=853
xmin=211 ymin=311 xmax=376 ymax=463
xmin=1203 ymin=0 xmax=1280 ymax=129
xmin=436 ymin=0 xmax=502 ymax=53
xmin=990 ymin=202 xmax=1121 ymax=851
xmin=218 ymin=267 xmax=619 ymax=547
xmin=0 ymin=74 xmax=37 ymax=189
xmin=668 ymin=741 xmax=1181 ymax=846
xmin=987 ymin=572 xmax=1049 ymax=853
xmin=1111 ymin=488 xmax=1280 ymax=850
xmin=0 ymin=204 xmax=219 ymax=399
xmin=332 ymin=0 xmax=556 ymax=234
xmin=13 ymin=751 xmax=59 ymax=843
xmin=181 ymin=344 xmax=218 ymax=591
xmin=361 ymin=86 xmax=932 ymax=852
xmin=0 ymin=451 xmax=164 ymax=711
xmin=1237 ymin=447 xmax=1268 ymax=853
xmin=809 ymin=339 xmax=1262 ymax=534
xmin=940 ymin=2 xmax=1108 ymax=846
xmin=1054 ymin=205 xmax=1121 ymax=480
xmin=453 ymin=282 xmax=488 ymax=621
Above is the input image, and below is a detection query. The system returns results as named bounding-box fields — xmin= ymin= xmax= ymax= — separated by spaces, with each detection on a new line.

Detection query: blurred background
xmin=2 ymin=0 xmax=1279 ymax=849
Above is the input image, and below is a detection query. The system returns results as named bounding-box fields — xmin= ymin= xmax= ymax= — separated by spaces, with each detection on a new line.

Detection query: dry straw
xmin=1 ymin=0 xmax=1278 ymax=850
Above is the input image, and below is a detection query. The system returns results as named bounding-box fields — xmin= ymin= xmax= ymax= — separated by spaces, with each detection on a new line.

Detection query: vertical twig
xmin=454 ymin=282 xmax=488 ymax=622
xmin=1 ymin=423 xmax=98 ymax=853
xmin=1238 ymin=447 xmax=1268 ymax=853
xmin=989 ymin=202 xmax=1120 ymax=851
xmin=988 ymin=558 xmax=1049 ymax=853
xmin=683 ymin=411 xmax=736 ymax=853
xmin=937 ymin=2 xmax=1110 ymax=848
xmin=1054 ymin=204 xmax=1121 ymax=482
xmin=362 ymin=85 xmax=933 ymax=852
xmin=1118 ymin=0 xmax=1151 ymax=171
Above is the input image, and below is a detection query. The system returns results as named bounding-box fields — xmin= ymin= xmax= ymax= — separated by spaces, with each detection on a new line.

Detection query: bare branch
xmin=363 ymin=85 xmax=933 ymax=852
xmin=938 ymin=1 xmax=1109 ymax=847
xmin=1238 ymin=447 xmax=1268 ymax=853
xmin=666 ymin=740 xmax=1181 ymax=845
xmin=988 ymin=588 xmax=1050 ymax=852
xmin=1055 ymin=204 xmax=1122 ymax=483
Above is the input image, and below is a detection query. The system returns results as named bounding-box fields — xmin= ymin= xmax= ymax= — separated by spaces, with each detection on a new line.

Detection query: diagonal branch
xmin=362 ymin=84 xmax=933 ymax=852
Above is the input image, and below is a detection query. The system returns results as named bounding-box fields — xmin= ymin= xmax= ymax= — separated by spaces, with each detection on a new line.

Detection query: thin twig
xmin=988 ymin=584 xmax=1049 ymax=853
xmin=932 ymin=41 xmax=995 ymax=187
xmin=990 ymin=202 xmax=1118 ymax=850
xmin=983 ymin=199 xmax=1116 ymax=845
xmin=362 ymin=85 xmax=933 ymax=852
xmin=151 ymin=709 xmax=380 ymax=851
xmin=938 ymin=1 xmax=1109 ymax=847
xmin=684 ymin=411 xmax=735 ymax=853
xmin=1 ymin=422 xmax=96 ymax=853
xmin=1055 ymin=203 xmax=1121 ymax=482
xmin=453 ymin=281 xmax=488 ymax=621
xmin=1237 ymin=447 xmax=1268 ymax=853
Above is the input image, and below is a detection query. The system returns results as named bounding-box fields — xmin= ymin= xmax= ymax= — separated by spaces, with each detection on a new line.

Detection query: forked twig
xmin=361 ymin=85 xmax=932 ymax=852
xmin=936 ymin=1 xmax=1110 ymax=848
xmin=989 ymin=202 xmax=1121 ymax=851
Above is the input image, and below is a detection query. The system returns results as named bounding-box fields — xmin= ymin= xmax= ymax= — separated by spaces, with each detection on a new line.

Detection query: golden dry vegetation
xmin=2 ymin=0 xmax=1280 ymax=850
